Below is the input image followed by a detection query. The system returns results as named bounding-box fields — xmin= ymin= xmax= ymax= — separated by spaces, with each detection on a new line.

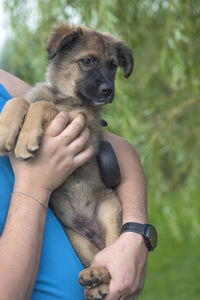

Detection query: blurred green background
xmin=0 ymin=0 xmax=200 ymax=298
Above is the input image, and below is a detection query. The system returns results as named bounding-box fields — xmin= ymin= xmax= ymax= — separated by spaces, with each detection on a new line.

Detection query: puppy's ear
xmin=116 ymin=42 xmax=134 ymax=78
xmin=46 ymin=23 xmax=83 ymax=59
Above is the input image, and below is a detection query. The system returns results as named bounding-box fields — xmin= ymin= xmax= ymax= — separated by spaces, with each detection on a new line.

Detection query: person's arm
xmin=0 ymin=69 xmax=31 ymax=97
xmin=104 ymin=131 xmax=147 ymax=224
xmin=0 ymin=111 xmax=93 ymax=300
xmin=91 ymin=131 xmax=148 ymax=300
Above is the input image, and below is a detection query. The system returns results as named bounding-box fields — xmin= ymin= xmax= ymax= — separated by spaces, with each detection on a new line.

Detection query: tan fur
xmin=66 ymin=228 xmax=99 ymax=267
xmin=0 ymin=98 xmax=30 ymax=155
xmin=0 ymin=23 xmax=133 ymax=299
xmin=15 ymin=101 xmax=58 ymax=159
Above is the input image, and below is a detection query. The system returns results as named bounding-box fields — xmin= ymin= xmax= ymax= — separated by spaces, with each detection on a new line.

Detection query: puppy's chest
xmin=56 ymin=103 xmax=101 ymax=127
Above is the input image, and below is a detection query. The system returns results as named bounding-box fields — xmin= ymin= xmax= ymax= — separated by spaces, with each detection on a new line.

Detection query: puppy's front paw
xmin=15 ymin=128 xmax=43 ymax=160
xmin=0 ymin=98 xmax=30 ymax=156
xmin=84 ymin=284 xmax=109 ymax=300
xmin=0 ymin=124 xmax=17 ymax=155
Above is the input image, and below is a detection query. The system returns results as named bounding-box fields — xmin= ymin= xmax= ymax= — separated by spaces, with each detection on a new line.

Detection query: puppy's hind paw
xmin=84 ymin=284 xmax=109 ymax=300
xmin=79 ymin=267 xmax=110 ymax=288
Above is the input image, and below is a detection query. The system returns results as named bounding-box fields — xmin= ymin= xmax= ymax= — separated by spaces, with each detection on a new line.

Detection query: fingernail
xmin=77 ymin=113 xmax=85 ymax=121
xmin=89 ymin=145 xmax=94 ymax=154
xmin=85 ymin=127 xmax=89 ymax=135
xmin=57 ymin=111 xmax=69 ymax=121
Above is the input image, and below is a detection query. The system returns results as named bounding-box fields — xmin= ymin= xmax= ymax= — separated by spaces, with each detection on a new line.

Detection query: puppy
xmin=0 ymin=23 xmax=133 ymax=299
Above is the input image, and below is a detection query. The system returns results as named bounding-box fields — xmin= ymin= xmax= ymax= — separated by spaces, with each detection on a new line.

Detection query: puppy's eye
xmin=81 ymin=57 xmax=95 ymax=67
xmin=110 ymin=61 xmax=117 ymax=72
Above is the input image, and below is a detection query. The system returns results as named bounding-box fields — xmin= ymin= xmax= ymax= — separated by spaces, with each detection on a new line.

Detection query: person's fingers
xmin=67 ymin=127 xmax=89 ymax=154
xmin=74 ymin=145 xmax=94 ymax=168
xmin=46 ymin=111 xmax=69 ymax=137
xmin=59 ymin=114 xmax=85 ymax=144
xmin=105 ymin=290 xmax=121 ymax=300
xmin=121 ymin=290 xmax=139 ymax=300
xmin=104 ymin=280 xmax=131 ymax=300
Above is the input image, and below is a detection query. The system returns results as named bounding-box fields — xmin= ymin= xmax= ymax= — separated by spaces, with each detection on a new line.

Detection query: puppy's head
xmin=46 ymin=23 xmax=133 ymax=106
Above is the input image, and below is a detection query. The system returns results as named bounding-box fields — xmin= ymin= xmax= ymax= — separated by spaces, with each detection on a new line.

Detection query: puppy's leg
xmin=66 ymin=228 xmax=99 ymax=268
xmin=98 ymin=190 xmax=121 ymax=246
xmin=15 ymin=101 xmax=58 ymax=160
xmin=0 ymin=98 xmax=30 ymax=155
xmin=79 ymin=190 xmax=121 ymax=300
xmin=66 ymin=228 xmax=110 ymax=300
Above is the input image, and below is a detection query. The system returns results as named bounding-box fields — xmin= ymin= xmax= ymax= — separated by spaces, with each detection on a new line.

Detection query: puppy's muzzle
xmin=95 ymin=83 xmax=114 ymax=105
xmin=99 ymin=83 xmax=113 ymax=98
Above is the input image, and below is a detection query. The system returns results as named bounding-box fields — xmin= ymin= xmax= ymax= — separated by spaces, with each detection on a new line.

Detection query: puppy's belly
xmin=50 ymin=189 xmax=106 ymax=249
xmin=72 ymin=215 xmax=105 ymax=250
xmin=50 ymin=162 xmax=106 ymax=249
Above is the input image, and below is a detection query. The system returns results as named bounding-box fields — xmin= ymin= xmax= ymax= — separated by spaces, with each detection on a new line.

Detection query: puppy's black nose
xmin=99 ymin=83 xmax=113 ymax=98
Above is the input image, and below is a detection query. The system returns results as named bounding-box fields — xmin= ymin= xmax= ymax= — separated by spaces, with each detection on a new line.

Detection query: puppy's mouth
xmin=78 ymin=92 xmax=113 ymax=106
xmin=92 ymin=97 xmax=113 ymax=106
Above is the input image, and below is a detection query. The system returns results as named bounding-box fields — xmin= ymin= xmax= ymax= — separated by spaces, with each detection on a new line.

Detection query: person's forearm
xmin=93 ymin=132 xmax=147 ymax=300
xmin=0 ymin=69 xmax=47 ymax=299
xmin=103 ymin=131 xmax=147 ymax=224
xmin=0 ymin=68 xmax=31 ymax=97
xmin=0 ymin=183 xmax=50 ymax=300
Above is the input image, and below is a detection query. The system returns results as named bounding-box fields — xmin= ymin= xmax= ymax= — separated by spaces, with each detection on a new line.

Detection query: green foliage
xmin=141 ymin=238 xmax=200 ymax=299
xmin=1 ymin=0 xmax=200 ymax=243
xmin=1 ymin=1 xmax=200 ymax=297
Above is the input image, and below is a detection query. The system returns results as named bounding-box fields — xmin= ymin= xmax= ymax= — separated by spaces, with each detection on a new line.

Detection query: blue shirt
xmin=0 ymin=84 xmax=84 ymax=299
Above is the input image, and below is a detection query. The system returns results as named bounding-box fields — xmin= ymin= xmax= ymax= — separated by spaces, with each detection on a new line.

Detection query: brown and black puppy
xmin=0 ymin=23 xmax=133 ymax=299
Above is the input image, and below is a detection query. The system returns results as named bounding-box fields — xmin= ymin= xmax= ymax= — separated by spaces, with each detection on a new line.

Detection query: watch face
xmin=146 ymin=225 xmax=157 ymax=250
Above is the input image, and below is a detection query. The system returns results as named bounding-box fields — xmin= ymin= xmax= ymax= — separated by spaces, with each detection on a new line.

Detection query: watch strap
xmin=121 ymin=222 xmax=157 ymax=251
xmin=120 ymin=222 xmax=146 ymax=235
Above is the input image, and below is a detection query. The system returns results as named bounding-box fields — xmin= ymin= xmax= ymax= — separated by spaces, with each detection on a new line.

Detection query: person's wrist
xmin=121 ymin=217 xmax=149 ymax=251
xmin=122 ymin=216 xmax=148 ymax=225
xmin=119 ymin=231 xmax=148 ymax=254
xmin=13 ymin=180 xmax=51 ymax=206
xmin=120 ymin=230 xmax=145 ymax=244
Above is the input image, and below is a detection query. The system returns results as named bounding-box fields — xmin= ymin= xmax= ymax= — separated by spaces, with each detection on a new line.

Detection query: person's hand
xmin=9 ymin=112 xmax=94 ymax=195
xmin=91 ymin=232 xmax=148 ymax=300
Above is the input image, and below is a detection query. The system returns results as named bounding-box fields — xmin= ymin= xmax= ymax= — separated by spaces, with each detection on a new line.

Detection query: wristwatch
xmin=120 ymin=222 xmax=157 ymax=251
